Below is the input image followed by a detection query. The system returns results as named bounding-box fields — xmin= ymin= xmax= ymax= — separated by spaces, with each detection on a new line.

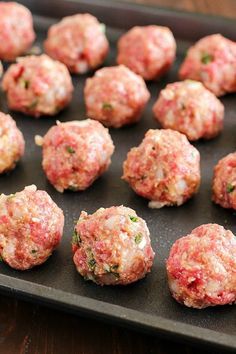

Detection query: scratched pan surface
xmin=0 ymin=0 xmax=235 ymax=351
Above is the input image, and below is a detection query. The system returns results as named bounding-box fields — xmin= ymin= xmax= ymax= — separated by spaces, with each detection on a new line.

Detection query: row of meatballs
xmin=0 ymin=185 xmax=235 ymax=310
xmin=0 ymin=3 xmax=235 ymax=132
xmin=1 ymin=56 xmax=225 ymax=138
xmin=0 ymin=2 xmax=236 ymax=96
xmin=1 ymin=112 xmax=236 ymax=210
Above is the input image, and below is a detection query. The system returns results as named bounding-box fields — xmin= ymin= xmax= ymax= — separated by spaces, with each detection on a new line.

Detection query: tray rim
xmin=0 ymin=0 xmax=236 ymax=351
xmin=0 ymin=273 xmax=235 ymax=351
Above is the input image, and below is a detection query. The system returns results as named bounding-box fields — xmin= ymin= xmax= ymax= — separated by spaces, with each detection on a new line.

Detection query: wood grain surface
xmin=0 ymin=1 xmax=235 ymax=353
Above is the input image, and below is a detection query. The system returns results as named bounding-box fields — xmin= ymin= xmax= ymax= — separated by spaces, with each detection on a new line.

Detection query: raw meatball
xmin=179 ymin=34 xmax=236 ymax=96
xmin=117 ymin=25 xmax=176 ymax=80
xmin=44 ymin=13 xmax=109 ymax=74
xmin=72 ymin=206 xmax=155 ymax=285
xmin=36 ymin=119 xmax=114 ymax=193
xmin=0 ymin=112 xmax=25 ymax=174
xmin=0 ymin=185 xmax=64 ymax=270
xmin=84 ymin=65 xmax=150 ymax=128
xmin=123 ymin=129 xmax=200 ymax=208
xmin=153 ymin=80 xmax=224 ymax=141
xmin=0 ymin=2 xmax=35 ymax=61
xmin=212 ymin=152 xmax=236 ymax=210
xmin=2 ymin=54 xmax=73 ymax=117
xmin=166 ymin=224 xmax=236 ymax=309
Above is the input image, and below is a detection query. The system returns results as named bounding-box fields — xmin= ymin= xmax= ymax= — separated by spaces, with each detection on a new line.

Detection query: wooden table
xmin=0 ymin=1 xmax=235 ymax=353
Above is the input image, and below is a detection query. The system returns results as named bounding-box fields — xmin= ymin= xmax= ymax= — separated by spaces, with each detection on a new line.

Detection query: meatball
xmin=153 ymin=80 xmax=224 ymax=141
xmin=84 ymin=65 xmax=150 ymax=128
xmin=44 ymin=13 xmax=109 ymax=74
xmin=0 ymin=2 xmax=35 ymax=61
xmin=72 ymin=206 xmax=155 ymax=285
xmin=123 ymin=129 xmax=200 ymax=208
xmin=36 ymin=119 xmax=114 ymax=193
xmin=2 ymin=54 xmax=73 ymax=117
xmin=0 ymin=185 xmax=64 ymax=270
xmin=179 ymin=34 xmax=236 ymax=96
xmin=0 ymin=112 xmax=25 ymax=174
xmin=117 ymin=25 xmax=176 ymax=81
xmin=212 ymin=152 xmax=236 ymax=210
xmin=166 ymin=224 xmax=236 ymax=309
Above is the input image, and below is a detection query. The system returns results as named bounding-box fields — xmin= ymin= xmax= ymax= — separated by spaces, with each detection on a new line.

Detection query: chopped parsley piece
xmin=135 ymin=233 xmax=143 ymax=244
xmin=88 ymin=258 xmax=96 ymax=270
xmin=104 ymin=264 xmax=119 ymax=278
xmin=110 ymin=264 xmax=119 ymax=272
xmin=87 ymin=248 xmax=96 ymax=271
xmin=226 ymin=183 xmax=235 ymax=193
xmin=111 ymin=272 xmax=120 ymax=279
xmin=100 ymin=23 xmax=106 ymax=33
xmin=201 ymin=52 xmax=213 ymax=64
xmin=102 ymin=102 xmax=113 ymax=110
xmin=0 ymin=256 xmax=3 ymax=262
xmin=31 ymin=250 xmax=37 ymax=254
xmin=28 ymin=100 xmax=38 ymax=109
xmin=68 ymin=185 xmax=78 ymax=191
xmin=24 ymin=80 xmax=30 ymax=89
xmin=72 ymin=229 xmax=81 ymax=245
xmin=66 ymin=146 xmax=75 ymax=154
xmin=129 ymin=215 xmax=138 ymax=222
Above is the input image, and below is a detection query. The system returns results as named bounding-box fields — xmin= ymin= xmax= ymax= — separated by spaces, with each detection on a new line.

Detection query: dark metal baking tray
xmin=0 ymin=0 xmax=235 ymax=351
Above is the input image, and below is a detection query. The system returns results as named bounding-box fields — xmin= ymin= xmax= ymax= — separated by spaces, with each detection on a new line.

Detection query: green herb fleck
xmin=135 ymin=233 xmax=143 ymax=244
xmin=66 ymin=146 xmax=75 ymax=154
xmin=226 ymin=183 xmax=235 ymax=193
xmin=201 ymin=52 xmax=214 ymax=64
xmin=31 ymin=250 xmax=37 ymax=254
xmin=129 ymin=215 xmax=138 ymax=222
xmin=68 ymin=185 xmax=78 ymax=192
xmin=87 ymin=248 xmax=96 ymax=271
xmin=100 ymin=23 xmax=106 ymax=33
xmin=102 ymin=102 xmax=113 ymax=110
xmin=72 ymin=229 xmax=81 ymax=245
xmin=28 ymin=100 xmax=38 ymax=109
xmin=88 ymin=258 xmax=96 ymax=270
xmin=110 ymin=264 xmax=119 ymax=272
xmin=0 ymin=256 xmax=3 ymax=262
xmin=24 ymin=80 xmax=30 ymax=89
xmin=104 ymin=264 xmax=119 ymax=278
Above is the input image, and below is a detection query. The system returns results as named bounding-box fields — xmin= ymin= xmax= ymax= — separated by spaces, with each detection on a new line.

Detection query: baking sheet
xmin=0 ymin=1 xmax=235 ymax=351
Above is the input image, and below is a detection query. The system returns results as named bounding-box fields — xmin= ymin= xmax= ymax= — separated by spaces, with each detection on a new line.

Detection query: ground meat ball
xmin=44 ymin=13 xmax=109 ymax=74
xmin=0 ymin=2 xmax=35 ymax=61
xmin=117 ymin=26 xmax=176 ymax=81
xmin=153 ymin=80 xmax=224 ymax=141
xmin=0 ymin=185 xmax=64 ymax=270
xmin=0 ymin=112 xmax=25 ymax=174
xmin=166 ymin=224 xmax=236 ymax=309
xmin=123 ymin=129 xmax=200 ymax=208
xmin=212 ymin=152 xmax=236 ymax=210
xmin=36 ymin=119 xmax=114 ymax=193
xmin=84 ymin=65 xmax=150 ymax=128
xmin=179 ymin=34 xmax=236 ymax=96
xmin=2 ymin=54 xmax=73 ymax=117
xmin=72 ymin=206 xmax=155 ymax=285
